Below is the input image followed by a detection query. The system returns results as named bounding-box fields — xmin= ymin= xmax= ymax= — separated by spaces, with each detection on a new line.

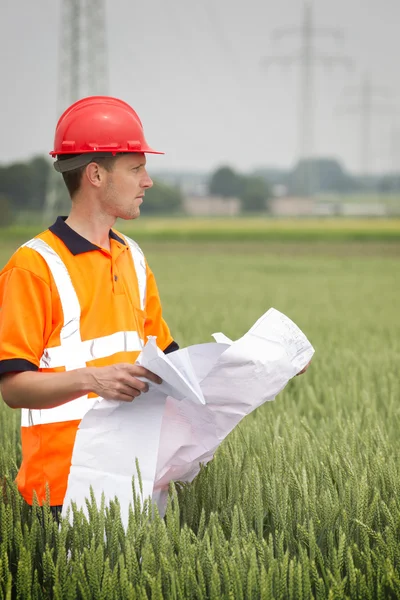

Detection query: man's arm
xmin=0 ymin=257 xmax=163 ymax=411
xmin=0 ymin=363 xmax=162 ymax=410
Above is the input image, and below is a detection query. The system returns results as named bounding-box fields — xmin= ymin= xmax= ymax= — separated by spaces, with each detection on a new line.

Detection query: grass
xmin=122 ymin=217 xmax=400 ymax=242
xmin=1 ymin=233 xmax=400 ymax=598
xmin=1 ymin=216 xmax=400 ymax=245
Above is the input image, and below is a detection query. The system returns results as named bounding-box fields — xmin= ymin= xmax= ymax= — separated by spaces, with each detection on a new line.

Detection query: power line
xmin=157 ymin=0 xmax=251 ymax=139
xmin=200 ymin=1 xmax=252 ymax=89
xmin=337 ymin=73 xmax=396 ymax=177
xmin=262 ymin=0 xmax=352 ymax=195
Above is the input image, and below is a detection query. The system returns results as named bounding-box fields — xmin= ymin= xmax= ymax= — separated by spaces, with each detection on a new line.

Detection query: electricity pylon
xmin=44 ymin=0 xmax=108 ymax=223
xmin=337 ymin=73 xmax=396 ymax=179
xmin=262 ymin=0 xmax=352 ymax=195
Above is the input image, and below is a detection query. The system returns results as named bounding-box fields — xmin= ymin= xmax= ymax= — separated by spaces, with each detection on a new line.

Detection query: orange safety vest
xmin=0 ymin=221 xmax=174 ymax=505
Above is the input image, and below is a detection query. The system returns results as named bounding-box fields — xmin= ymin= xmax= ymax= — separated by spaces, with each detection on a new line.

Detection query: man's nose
xmin=142 ymin=170 xmax=153 ymax=189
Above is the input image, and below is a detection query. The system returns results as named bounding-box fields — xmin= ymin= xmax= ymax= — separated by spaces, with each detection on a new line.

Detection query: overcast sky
xmin=1 ymin=0 xmax=400 ymax=174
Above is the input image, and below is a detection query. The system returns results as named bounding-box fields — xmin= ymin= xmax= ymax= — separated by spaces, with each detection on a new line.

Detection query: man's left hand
xmin=296 ymin=360 xmax=312 ymax=376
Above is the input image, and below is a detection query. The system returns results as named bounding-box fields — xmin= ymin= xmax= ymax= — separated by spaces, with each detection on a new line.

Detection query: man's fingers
xmin=126 ymin=365 xmax=162 ymax=385
xmin=92 ymin=364 xmax=163 ymax=401
xmin=125 ymin=377 xmax=149 ymax=393
xmin=117 ymin=392 xmax=138 ymax=403
xmin=296 ymin=360 xmax=312 ymax=376
xmin=103 ymin=387 xmax=141 ymax=402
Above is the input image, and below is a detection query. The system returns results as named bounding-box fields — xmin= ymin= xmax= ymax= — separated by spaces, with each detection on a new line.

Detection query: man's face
xmin=102 ymin=153 xmax=153 ymax=220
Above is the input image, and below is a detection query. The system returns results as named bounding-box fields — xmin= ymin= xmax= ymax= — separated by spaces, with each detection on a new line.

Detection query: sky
xmin=1 ymin=0 xmax=400 ymax=175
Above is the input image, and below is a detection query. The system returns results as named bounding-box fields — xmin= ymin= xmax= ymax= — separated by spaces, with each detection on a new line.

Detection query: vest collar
xmin=49 ymin=216 xmax=126 ymax=255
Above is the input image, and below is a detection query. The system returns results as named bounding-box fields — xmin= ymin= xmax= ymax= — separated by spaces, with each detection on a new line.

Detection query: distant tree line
xmin=0 ymin=156 xmax=50 ymax=225
xmin=254 ymin=158 xmax=400 ymax=196
xmin=1 ymin=155 xmax=399 ymax=226
xmin=207 ymin=158 xmax=400 ymax=211
xmin=208 ymin=167 xmax=272 ymax=212
xmin=0 ymin=157 xmax=184 ymax=226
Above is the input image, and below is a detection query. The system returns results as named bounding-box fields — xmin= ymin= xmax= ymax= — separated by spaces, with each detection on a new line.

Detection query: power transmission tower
xmin=44 ymin=0 xmax=108 ymax=223
xmin=337 ymin=73 xmax=396 ymax=180
xmin=262 ymin=0 xmax=352 ymax=196
xmin=86 ymin=0 xmax=108 ymax=98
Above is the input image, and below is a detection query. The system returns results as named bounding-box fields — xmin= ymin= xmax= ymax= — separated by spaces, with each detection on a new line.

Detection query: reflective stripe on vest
xmin=20 ymin=236 xmax=147 ymax=427
xmin=124 ymin=236 xmax=147 ymax=311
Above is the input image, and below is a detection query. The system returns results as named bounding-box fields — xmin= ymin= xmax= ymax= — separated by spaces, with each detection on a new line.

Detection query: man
xmin=0 ymin=96 xmax=178 ymax=511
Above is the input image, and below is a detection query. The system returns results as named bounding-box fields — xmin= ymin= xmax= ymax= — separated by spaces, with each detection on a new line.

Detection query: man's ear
xmin=84 ymin=162 xmax=105 ymax=188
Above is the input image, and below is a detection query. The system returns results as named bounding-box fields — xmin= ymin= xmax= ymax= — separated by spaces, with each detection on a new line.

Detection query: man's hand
xmin=296 ymin=360 xmax=312 ymax=376
xmin=0 ymin=364 xmax=162 ymax=411
xmin=88 ymin=363 xmax=162 ymax=402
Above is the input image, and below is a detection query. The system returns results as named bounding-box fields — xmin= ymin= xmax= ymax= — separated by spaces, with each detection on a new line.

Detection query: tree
xmin=0 ymin=156 xmax=52 ymax=212
xmin=0 ymin=194 xmax=14 ymax=227
xmin=0 ymin=163 xmax=32 ymax=210
xmin=241 ymin=176 xmax=271 ymax=212
xmin=208 ymin=166 xmax=244 ymax=198
xmin=140 ymin=180 xmax=183 ymax=215
xmin=288 ymin=158 xmax=357 ymax=195
xmin=29 ymin=156 xmax=52 ymax=210
xmin=208 ymin=166 xmax=272 ymax=213
xmin=377 ymin=174 xmax=400 ymax=193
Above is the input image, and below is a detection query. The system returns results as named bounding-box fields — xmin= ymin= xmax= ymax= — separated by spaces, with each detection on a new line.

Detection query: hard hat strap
xmin=53 ymin=152 xmax=113 ymax=173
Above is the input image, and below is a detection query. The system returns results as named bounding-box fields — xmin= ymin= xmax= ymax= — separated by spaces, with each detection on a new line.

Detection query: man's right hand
xmin=0 ymin=363 xmax=163 ymax=411
xmin=87 ymin=363 xmax=162 ymax=402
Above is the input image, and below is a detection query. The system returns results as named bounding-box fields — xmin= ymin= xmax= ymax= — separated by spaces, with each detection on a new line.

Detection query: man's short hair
xmin=58 ymin=154 xmax=121 ymax=198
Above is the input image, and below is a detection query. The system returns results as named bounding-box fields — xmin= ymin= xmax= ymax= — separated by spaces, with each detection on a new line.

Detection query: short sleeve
xmin=0 ymin=266 xmax=52 ymax=375
xmin=144 ymin=262 xmax=175 ymax=352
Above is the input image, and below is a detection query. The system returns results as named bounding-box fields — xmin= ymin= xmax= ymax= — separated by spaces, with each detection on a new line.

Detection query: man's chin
xmin=119 ymin=209 xmax=140 ymax=221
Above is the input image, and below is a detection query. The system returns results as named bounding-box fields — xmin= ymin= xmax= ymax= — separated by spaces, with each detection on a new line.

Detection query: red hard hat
xmin=50 ymin=96 xmax=163 ymax=157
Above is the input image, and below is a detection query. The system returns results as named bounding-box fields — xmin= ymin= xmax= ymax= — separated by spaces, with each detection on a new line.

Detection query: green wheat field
xmin=1 ymin=219 xmax=400 ymax=599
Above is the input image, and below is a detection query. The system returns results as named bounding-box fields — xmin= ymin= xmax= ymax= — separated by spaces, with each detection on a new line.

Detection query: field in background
xmin=1 ymin=231 xmax=400 ymax=598
xmin=2 ymin=216 xmax=400 ymax=246
xmin=119 ymin=217 xmax=400 ymax=242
